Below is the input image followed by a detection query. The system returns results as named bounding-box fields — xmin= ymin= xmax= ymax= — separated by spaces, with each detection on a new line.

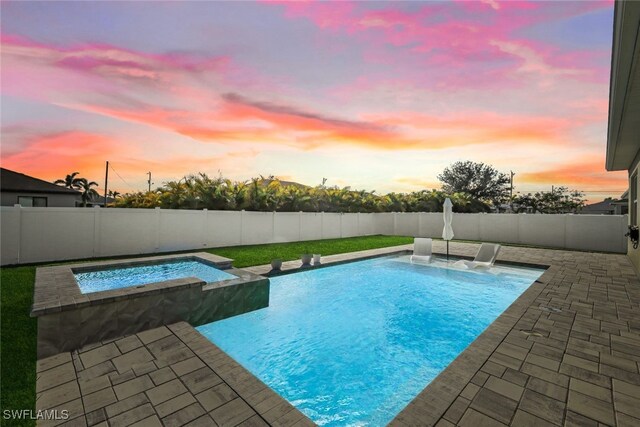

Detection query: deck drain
xmin=539 ymin=306 xmax=562 ymax=313
xmin=519 ymin=329 xmax=545 ymax=337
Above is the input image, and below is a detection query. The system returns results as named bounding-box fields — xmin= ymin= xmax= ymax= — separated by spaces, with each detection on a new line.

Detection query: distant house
xmin=607 ymin=1 xmax=640 ymax=274
xmin=611 ymin=190 xmax=629 ymax=216
xmin=258 ymin=178 xmax=309 ymax=189
xmin=579 ymin=196 xmax=628 ymax=215
xmin=87 ymin=195 xmax=116 ymax=207
xmin=0 ymin=168 xmax=80 ymax=207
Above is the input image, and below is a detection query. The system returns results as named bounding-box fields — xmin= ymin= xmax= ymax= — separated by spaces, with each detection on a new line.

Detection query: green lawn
xmin=209 ymin=235 xmax=412 ymax=267
xmin=0 ymin=235 xmax=411 ymax=425
xmin=1 ymin=267 xmax=37 ymax=427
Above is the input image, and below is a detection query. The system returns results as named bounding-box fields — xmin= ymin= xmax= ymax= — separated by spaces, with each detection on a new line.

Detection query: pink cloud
xmin=276 ymin=1 xmax=358 ymax=31
xmin=1 ymin=33 xmax=230 ymax=79
xmin=268 ymin=1 xmax=612 ymax=91
xmin=1 ymin=31 xmax=297 ymax=116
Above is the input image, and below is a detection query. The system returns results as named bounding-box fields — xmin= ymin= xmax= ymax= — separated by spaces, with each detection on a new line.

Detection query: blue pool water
xmin=197 ymin=256 xmax=543 ymax=426
xmin=74 ymin=260 xmax=237 ymax=294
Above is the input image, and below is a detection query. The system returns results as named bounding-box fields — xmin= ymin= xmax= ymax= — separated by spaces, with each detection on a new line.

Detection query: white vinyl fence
xmin=0 ymin=206 xmax=628 ymax=265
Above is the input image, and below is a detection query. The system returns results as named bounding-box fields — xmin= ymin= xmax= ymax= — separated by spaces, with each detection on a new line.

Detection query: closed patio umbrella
xmin=443 ymin=198 xmax=454 ymax=259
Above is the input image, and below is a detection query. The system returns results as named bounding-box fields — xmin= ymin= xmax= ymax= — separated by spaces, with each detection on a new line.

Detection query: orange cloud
xmin=62 ymin=95 xmax=576 ymax=152
xmin=60 ymin=97 xmax=419 ymax=149
xmin=369 ymin=111 xmax=573 ymax=147
xmin=519 ymin=156 xmax=628 ymax=190
xmin=1 ymin=127 xmax=262 ymax=193
xmin=1 ymin=131 xmax=122 ymax=181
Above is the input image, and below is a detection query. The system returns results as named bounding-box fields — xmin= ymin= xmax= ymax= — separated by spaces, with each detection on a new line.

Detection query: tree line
xmin=54 ymin=161 xmax=587 ymax=213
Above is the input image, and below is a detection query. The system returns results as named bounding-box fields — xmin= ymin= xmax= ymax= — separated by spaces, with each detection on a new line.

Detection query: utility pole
xmin=510 ymin=171 xmax=515 ymax=199
xmin=147 ymin=172 xmax=152 ymax=192
xmin=104 ymin=161 xmax=109 ymax=208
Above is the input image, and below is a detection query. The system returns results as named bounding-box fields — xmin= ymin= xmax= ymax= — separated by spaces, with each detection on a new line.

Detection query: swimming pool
xmin=197 ymin=255 xmax=544 ymax=426
xmin=74 ymin=259 xmax=237 ymax=294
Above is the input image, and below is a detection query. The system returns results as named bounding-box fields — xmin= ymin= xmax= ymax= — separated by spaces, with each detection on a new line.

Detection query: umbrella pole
xmin=447 ymin=240 xmax=449 ymax=260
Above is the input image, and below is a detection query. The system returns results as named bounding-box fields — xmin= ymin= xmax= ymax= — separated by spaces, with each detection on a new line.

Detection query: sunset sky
xmin=0 ymin=0 xmax=628 ymax=202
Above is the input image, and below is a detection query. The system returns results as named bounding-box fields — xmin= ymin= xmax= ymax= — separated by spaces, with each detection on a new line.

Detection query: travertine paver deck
xmin=36 ymin=322 xmax=314 ymax=427
xmin=36 ymin=242 xmax=640 ymax=426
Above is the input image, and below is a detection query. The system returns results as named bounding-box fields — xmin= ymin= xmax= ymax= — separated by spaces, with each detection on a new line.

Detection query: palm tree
xmin=280 ymin=186 xmax=311 ymax=211
xmin=54 ymin=172 xmax=83 ymax=190
xmin=227 ymin=180 xmax=247 ymax=210
xmin=160 ymin=180 xmax=189 ymax=208
xmin=77 ymin=179 xmax=99 ymax=207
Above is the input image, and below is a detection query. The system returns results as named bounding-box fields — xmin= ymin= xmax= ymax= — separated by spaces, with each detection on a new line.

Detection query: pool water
xmin=74 ymin=260 xmax=237 ymax=294
xmin=197 ymin=255 xmax=543 ymax=426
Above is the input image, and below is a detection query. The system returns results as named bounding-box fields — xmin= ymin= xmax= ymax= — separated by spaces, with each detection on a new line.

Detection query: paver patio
xmin=36 ymin=322 xmax=313 ymax=427
xmin=35 ymin=242 xmax=640 ymax=426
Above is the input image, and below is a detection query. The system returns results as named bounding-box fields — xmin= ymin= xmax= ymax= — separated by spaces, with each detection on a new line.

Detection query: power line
xmin=109 ymin=164 xmax=136 ymax=192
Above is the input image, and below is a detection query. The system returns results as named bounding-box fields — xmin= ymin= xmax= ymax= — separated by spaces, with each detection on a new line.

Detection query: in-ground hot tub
xmin=73 ymin=258 xmax=239 ymax=294
xmin=31 ymin=252 xmax=269 ymax=358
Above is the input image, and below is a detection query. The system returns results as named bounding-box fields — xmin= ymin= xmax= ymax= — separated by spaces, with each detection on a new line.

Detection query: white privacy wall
xmin=0 ymin=206 xmax=628 ymax=265
xmin=386 ymin=212 xmax=628 ymax=254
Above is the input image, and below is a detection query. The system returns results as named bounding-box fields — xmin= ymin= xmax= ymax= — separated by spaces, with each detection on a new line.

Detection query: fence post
xmin=155 ymin=207 xmax=161 ymax=251
xmin=563 ymin=214 xmax=568 ymax=250
xmin=272 ymin=211 xmax=276 ymax=244
xmin=517 ymin=213 xmax=523 ymax=245
xmin=299 ymin=211 xmax=303 ymax=241
xmin=13 ymin=204 xmax=22 ymax=264
xmin=202 ymin=209 xmax=208 ymax=248
xmin=93 ymin=205 xmax=101 ymax=258
xmin=393 ymin=212 xmax=398 ymax=236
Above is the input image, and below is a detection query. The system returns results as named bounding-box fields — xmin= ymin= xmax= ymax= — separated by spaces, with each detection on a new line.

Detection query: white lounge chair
xmin=454 ymin=243 xmax=501 ymax=269
xmin=410 ymin=238 xmax=433 ymax=263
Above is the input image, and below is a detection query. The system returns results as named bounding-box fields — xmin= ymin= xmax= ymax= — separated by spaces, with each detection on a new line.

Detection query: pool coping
xmin=244 ymin=243 xmax=550 ymax=276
